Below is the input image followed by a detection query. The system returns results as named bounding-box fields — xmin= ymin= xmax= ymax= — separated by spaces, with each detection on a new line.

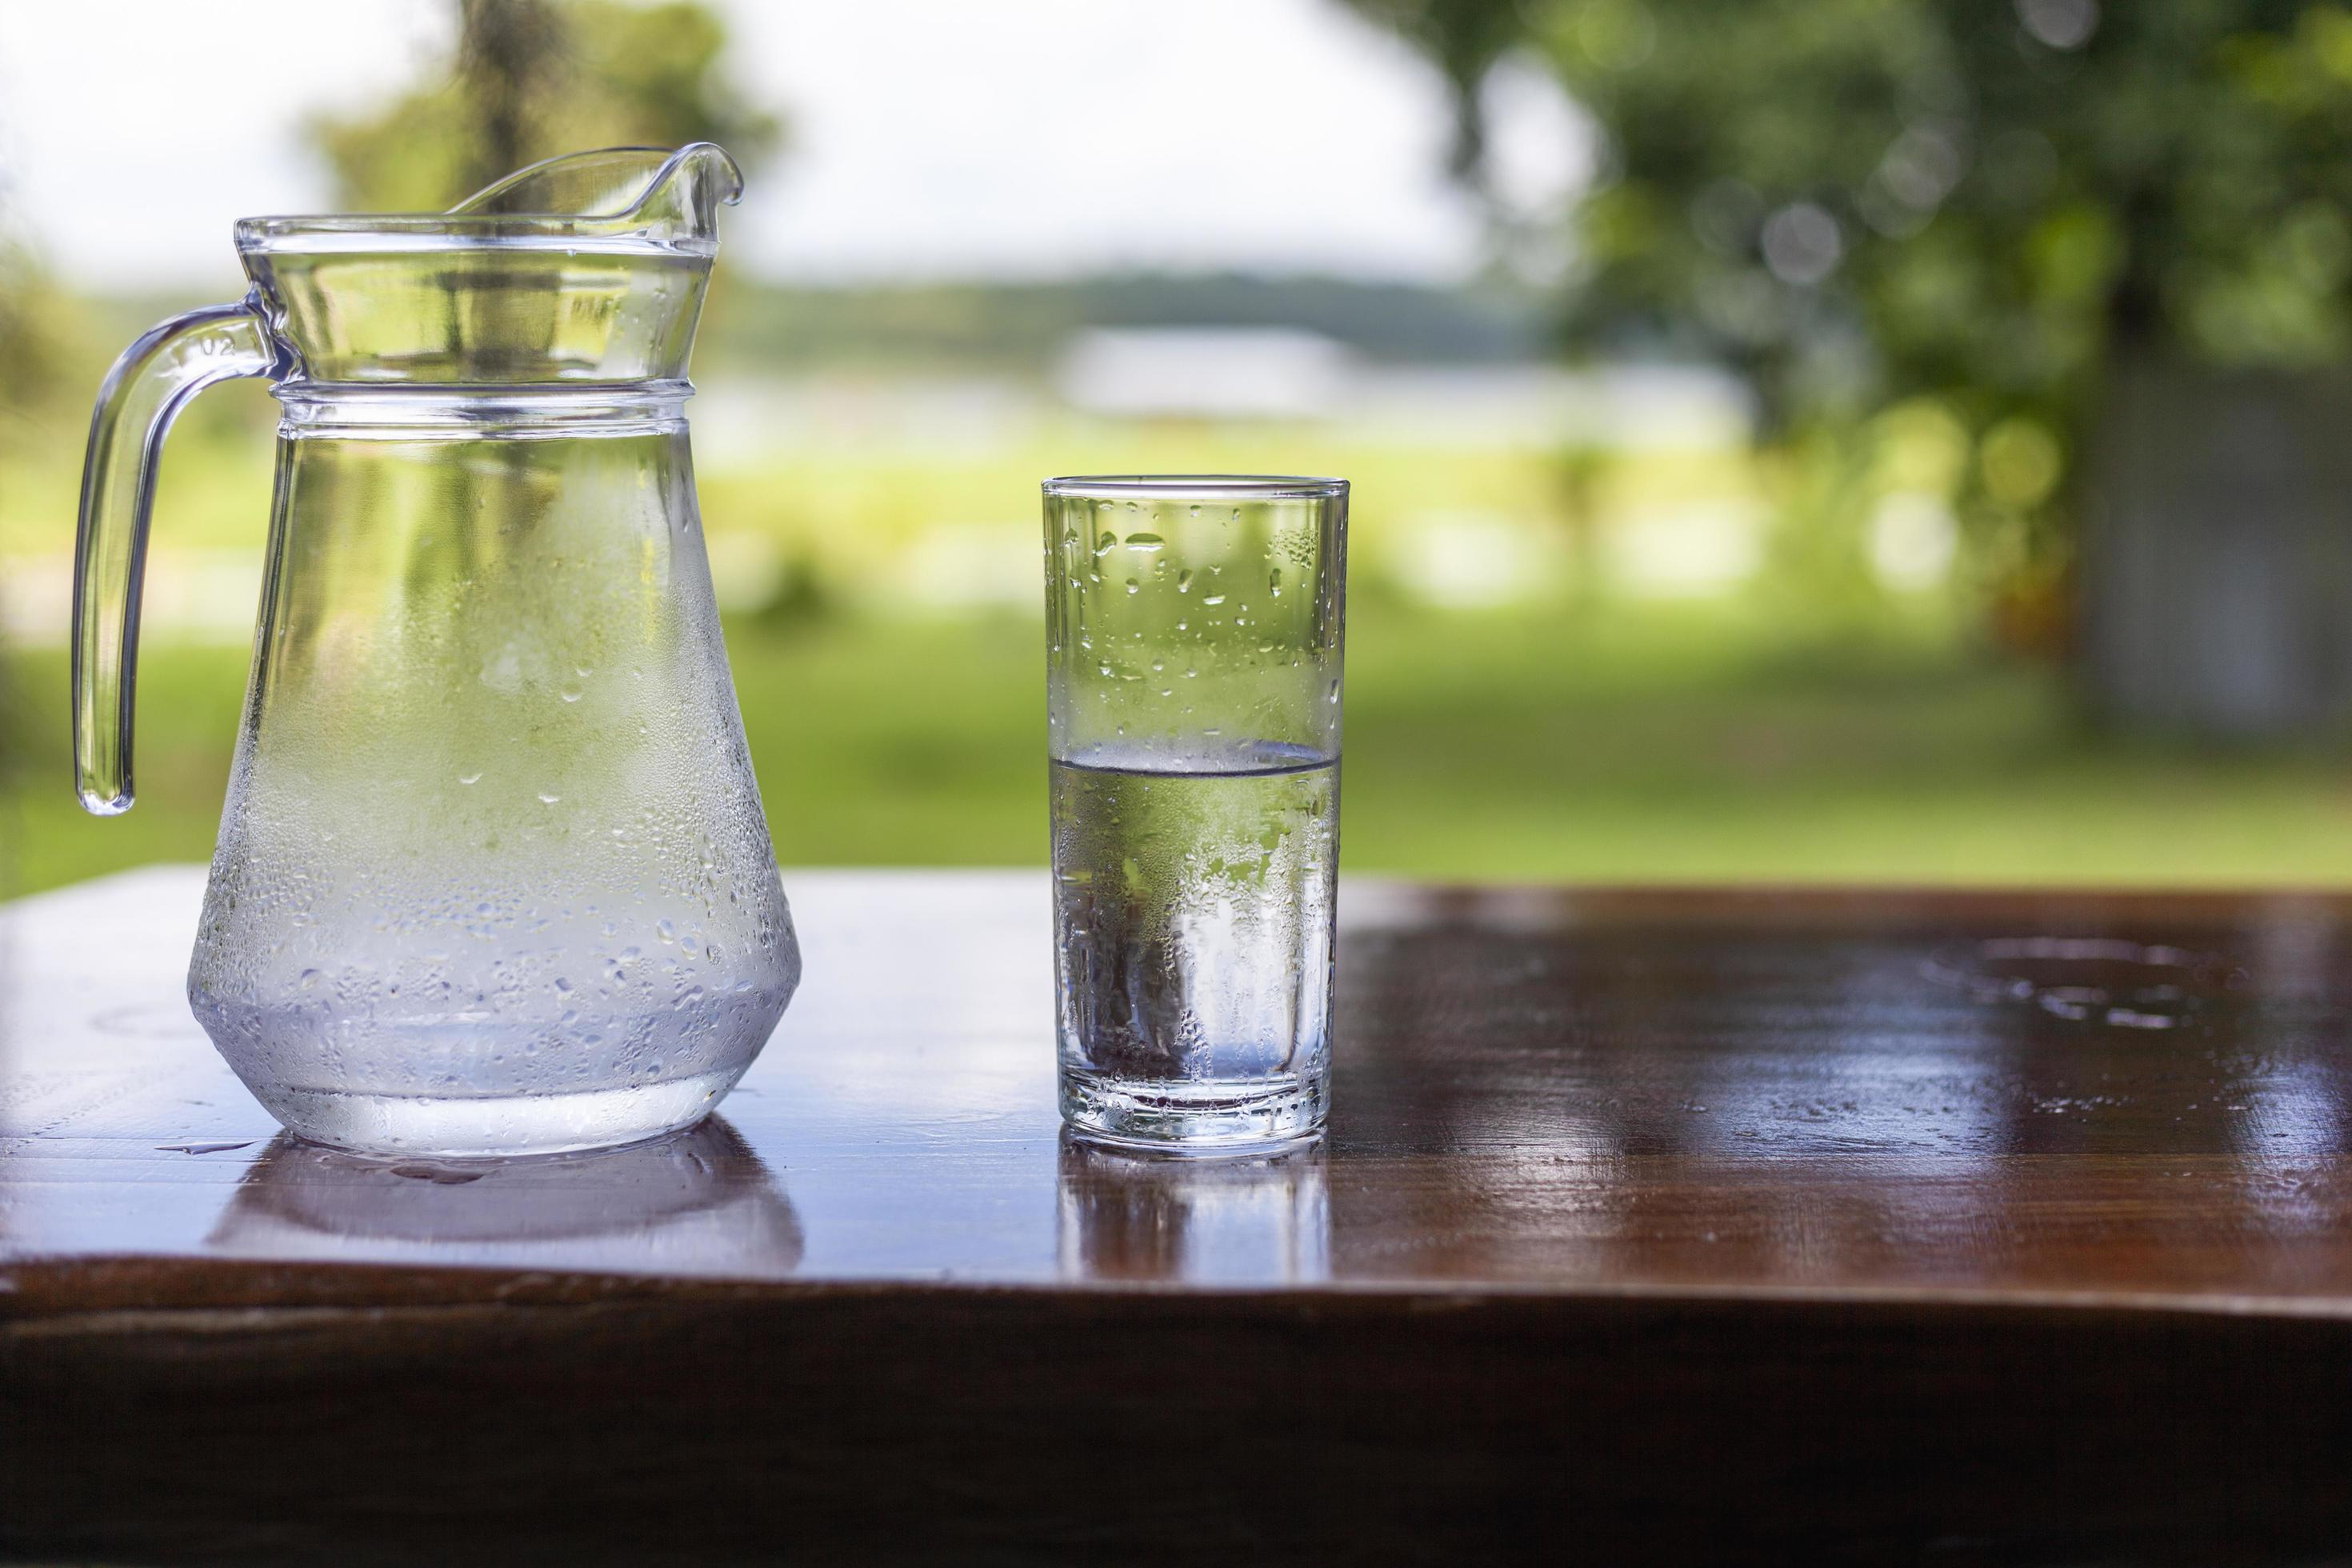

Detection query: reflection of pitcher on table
xmin=70 ymin=146 xmax=798 ymax=1158
xmin=210 ymin=1118 xmax=802 ymax=1278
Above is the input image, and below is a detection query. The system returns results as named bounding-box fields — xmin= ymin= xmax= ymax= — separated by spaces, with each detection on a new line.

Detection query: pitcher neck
xmin=274 ymin=380 xmax=692 ymax=439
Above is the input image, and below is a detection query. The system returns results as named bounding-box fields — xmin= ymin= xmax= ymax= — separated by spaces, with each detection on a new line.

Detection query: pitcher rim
xmin=233 ymin=142 xmax=742 ymax=256
xmin=233 ymin=218 xmax=720 ymax=257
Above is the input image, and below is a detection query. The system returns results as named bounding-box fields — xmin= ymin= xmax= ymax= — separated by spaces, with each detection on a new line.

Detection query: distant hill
xmin=701 ymin=272 xmax=1551 ymax=373
xmin=90 ymin=271 xmax=1555 ymax=378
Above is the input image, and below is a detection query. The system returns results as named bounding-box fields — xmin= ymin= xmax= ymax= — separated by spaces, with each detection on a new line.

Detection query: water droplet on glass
xmin=1177 ymin=570 xmax=1193 ymax=593
xmin=458 ymin=771 xmax=482 ymax=786
xmin=538 ymin=791 xmax=561 ymax=805
xmin=560 ymin=686 xmax=583 ymax=702
xmin=1202 ymin=593 xmax=1226 ymax=606
xmin=1126 ymin=532 xmax=1163 ymax=551
xmin=1125 ymin=578 xmax=1140 ymax=594
xmin=1269 ymin=568 xmax=1282 ymax=596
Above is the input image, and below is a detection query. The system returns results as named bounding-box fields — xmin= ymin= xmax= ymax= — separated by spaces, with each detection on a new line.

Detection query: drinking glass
xmin=1042 ymin=475 xmax=1347 ymax=1151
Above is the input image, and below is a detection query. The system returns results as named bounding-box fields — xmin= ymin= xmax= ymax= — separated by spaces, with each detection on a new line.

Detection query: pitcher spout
xmin=449 ymin=143 xmax=744 ymax=251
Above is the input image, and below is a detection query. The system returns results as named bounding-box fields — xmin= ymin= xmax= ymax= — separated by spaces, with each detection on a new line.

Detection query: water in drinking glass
xmin=1051 ymin=742 xmax=1338 ymax=1097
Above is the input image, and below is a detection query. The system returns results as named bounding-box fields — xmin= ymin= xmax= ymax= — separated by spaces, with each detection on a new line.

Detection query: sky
xmin=0 ymin=0 xmax=1586 ymax=294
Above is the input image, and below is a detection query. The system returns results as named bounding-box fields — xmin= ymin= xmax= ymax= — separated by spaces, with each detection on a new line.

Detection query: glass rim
xmin=1042 ymin=474 xmax=1347 ymax=502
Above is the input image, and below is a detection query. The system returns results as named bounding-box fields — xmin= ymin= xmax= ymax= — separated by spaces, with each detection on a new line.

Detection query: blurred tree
xmin=1350 ymin=0 xmax=2352 ymax=732
xmin=0 ymin=114 xmax=90 ymax=454
xmin=311 ymin=0 xmax=782 ymax=212
xmin=0 ymin=244 xmax=74 ymax=450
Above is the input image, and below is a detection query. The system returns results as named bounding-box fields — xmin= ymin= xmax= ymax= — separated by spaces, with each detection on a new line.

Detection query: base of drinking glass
xmin=254 ymin=1069 xmax=741 ymax=1158
xmin=1059 ymin=1066 xmax=1328 ymax=1155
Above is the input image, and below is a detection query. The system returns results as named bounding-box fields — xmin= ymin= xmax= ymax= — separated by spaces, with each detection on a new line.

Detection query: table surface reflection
xmin=17 ymin=867 xmax=2352 ymax=1561
xmin=10 ymin=866 xmax=2352 ymax=1305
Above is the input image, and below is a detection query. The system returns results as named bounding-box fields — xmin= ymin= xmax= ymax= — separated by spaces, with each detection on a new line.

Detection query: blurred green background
xmin=12 ymin=0 xmax=2352 ymax=893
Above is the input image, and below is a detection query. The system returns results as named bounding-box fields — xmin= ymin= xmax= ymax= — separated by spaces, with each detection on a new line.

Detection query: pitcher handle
xmin=72 ymin=299 xmax=283 ymax=815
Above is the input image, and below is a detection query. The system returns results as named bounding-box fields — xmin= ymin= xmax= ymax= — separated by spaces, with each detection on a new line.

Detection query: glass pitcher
xmin=70 ymin=145 xmax=799 ymax=1157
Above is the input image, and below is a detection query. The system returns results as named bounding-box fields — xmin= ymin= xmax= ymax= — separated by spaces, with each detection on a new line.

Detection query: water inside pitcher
xmin=70 ymin=146 xmax=799 ymax=1157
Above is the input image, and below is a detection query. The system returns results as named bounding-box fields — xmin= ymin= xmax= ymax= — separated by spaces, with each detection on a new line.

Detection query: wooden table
xmin=10 ymin=868 xmax=2352 ymax=1563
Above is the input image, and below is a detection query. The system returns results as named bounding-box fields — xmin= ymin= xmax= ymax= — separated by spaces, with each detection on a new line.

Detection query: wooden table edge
xmin=14 ymin=1251 xmax=2352 ymax=1326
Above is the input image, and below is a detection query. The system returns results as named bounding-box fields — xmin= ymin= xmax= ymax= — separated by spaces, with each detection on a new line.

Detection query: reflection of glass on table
xmin=207 ymin=1118 xmax=802 ymax=1278
xmin=1057 ymin=1131 xmax=1328 ymax=1285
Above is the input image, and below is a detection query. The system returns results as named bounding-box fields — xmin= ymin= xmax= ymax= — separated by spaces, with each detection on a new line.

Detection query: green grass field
xmin=14 ymin=599 xmax=2352 ymax=896
xmin=10 ymin=394 xmax=2352 ymax=894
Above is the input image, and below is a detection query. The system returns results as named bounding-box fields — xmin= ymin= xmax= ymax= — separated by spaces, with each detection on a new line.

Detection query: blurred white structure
xmin=1400 ymin=511 xmax=1566 ymax=606
xmin=1606 ymin=503 xmax=1766 ymax=599
xmin=1868 ymin=493 xmax=1960 ymax=592
xmin=1056 ymin=329 xmax=1358 ymax=420
xmin=1 ymin=551 xmax=260 ymax=645
xmin=898 ymin=523 xmax=1042 ymax=611
xmin=1051 ymin=329 xmax=1754 ymax=442
xmin=1350 ymin=363 xmax=1750 ymax=450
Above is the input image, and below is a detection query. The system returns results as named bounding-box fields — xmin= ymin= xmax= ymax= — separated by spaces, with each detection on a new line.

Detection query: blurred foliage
xmin=1352 ymin=0 xmax=2352 ymax=413
xmin=0 ymin=244 xmax=80 ymax=450
xmin=310 ymin=0 xmax=782 ymax=211
xmin=1348 ymin=0 xmax=2352 ymax=615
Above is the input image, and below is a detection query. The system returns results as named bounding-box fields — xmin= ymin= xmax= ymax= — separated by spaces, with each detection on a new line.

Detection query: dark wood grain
xmin=10 ymin=868 xmax=2352 ymax=1562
